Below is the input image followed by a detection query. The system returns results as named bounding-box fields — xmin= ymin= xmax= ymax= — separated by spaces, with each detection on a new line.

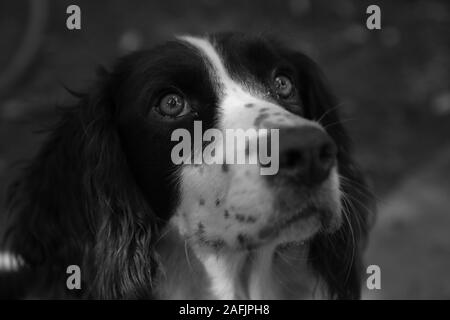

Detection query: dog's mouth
xmin=258 ymin=205 xmax=331 ymax=241
xmin=191 ymin=204 xmax=336 ymax=252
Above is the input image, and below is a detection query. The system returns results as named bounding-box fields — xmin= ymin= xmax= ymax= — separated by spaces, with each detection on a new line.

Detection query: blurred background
xmin=0 ymin=0 xmax=449 ymax=299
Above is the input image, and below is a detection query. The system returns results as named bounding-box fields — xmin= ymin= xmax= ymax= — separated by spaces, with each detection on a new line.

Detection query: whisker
xmin=339 ymin=174 xmax=380 ymax=202
xmin=340 ymin=185 xmax=375 ymax=222
xmin=323 ymin=118 xmax=356 ymax=130
xmin=316 ymin=103 xmax=344 ymax=124
xmin=341 ymin=190 xmax=364 ymax=240
xmin=155 ymin=223 xmax=176 ymax=244
xmin=339 ymin=191 xmax=357 ymax=283
xmin=184 ymin=239 xmax=194 ymax=272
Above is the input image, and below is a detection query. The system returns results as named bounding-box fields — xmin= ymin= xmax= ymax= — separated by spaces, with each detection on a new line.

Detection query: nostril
xmin=283 ymin=150 xmax=303 ymax=169
xmin=277 ymin=126 xmax=337 ymax=187
xmin=319 ymin=141 xmax=337 ymax=165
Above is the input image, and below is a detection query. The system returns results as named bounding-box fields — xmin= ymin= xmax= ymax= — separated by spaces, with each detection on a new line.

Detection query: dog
xmin=1 ymin=32 xmax=374 ymax=299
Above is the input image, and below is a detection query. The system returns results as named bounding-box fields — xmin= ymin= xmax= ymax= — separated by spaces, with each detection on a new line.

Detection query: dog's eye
xmin=157 ymin=93 xmax=189 ymax=117
xmin=273 ymin=75 xmax=294 ymax=99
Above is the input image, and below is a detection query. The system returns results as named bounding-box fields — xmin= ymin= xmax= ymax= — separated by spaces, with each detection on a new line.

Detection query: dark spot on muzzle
xmin=237 ymin=233 xmax=247 ymax=245
xmin=235 ymin=214 xmax=257 ymax=223
xmin=254 ymin=113 xmax=270 ymax=128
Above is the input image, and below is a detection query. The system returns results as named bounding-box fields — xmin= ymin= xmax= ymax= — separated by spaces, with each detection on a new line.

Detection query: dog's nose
xmin=279 ymin=126 xmax=337 ymax=186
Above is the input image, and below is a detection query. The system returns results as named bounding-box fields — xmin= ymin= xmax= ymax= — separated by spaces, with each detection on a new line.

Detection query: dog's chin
xmin=195 ymin=206 xmax=337 ymax=253
xmin=188 ymin=177 xmax=342 ymax=253
xmin=190 ymin=204 xmax=340 ymax=253
xmin=257 ymin=205 xmax=337 ymax=246
xmin=258 ymin=173 xmax=342 ymax=248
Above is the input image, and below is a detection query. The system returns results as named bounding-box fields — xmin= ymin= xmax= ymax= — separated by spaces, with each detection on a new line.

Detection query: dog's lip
xmin=258 ymin=205 xmax=325 ymax=240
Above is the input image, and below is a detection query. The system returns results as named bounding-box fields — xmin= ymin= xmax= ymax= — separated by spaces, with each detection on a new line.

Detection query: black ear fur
xmin=4 ymin=73 xmax=161 ymax=299
xmin=287 ymin=51 xmax=375 ymax=299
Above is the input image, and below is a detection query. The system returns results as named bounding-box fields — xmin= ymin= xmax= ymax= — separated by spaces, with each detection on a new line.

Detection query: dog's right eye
xmin=157 ymin=93 xmax=190 ymax=118
xmin=273 ymin=75 xmax=294 ymax=99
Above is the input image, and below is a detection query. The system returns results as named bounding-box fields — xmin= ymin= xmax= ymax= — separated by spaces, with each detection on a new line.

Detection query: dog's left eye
xmin=273 ymin=75 xmax=294 ymax=99
xmin=157 ymin=93 xmax=190 ymax=118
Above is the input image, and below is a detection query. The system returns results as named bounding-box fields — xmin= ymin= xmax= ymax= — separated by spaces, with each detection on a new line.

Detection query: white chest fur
xmin=155 ymin=230 xmax=326 ymax=300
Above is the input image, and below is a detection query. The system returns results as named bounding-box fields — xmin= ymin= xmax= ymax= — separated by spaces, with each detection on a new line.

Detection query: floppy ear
xmin=5 ymin=73 xmax=161 ymax=298
xmin=287 ymin=51 xmax=375 ymax=299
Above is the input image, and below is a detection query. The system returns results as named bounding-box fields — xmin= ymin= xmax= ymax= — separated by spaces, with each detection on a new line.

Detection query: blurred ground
xmin=0 ymin=0 xmax=449 ymax=299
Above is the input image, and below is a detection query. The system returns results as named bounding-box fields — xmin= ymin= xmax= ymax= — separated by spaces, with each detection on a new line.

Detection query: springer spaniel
xmin=1 ymin=32 xmax=374 ymax=299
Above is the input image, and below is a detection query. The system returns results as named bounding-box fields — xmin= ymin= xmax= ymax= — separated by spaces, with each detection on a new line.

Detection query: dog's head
xmin=149 ymin=34 xmax=342 ymax=252
xmin=5 ymin=33 xmax=373 ymax=299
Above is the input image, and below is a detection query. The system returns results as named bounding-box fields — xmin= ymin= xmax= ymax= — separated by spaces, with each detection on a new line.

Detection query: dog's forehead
xmin=178 ymin=35 xmax=231 ymax=93
xmin=177 ymin=35 xmax=279 ymax=100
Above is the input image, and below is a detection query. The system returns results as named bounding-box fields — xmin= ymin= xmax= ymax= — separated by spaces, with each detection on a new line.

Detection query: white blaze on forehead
xmin=178 ymin=36 xmax=279 ymax=129
xmin=178 ymin=35 xmax=235 ymax=93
